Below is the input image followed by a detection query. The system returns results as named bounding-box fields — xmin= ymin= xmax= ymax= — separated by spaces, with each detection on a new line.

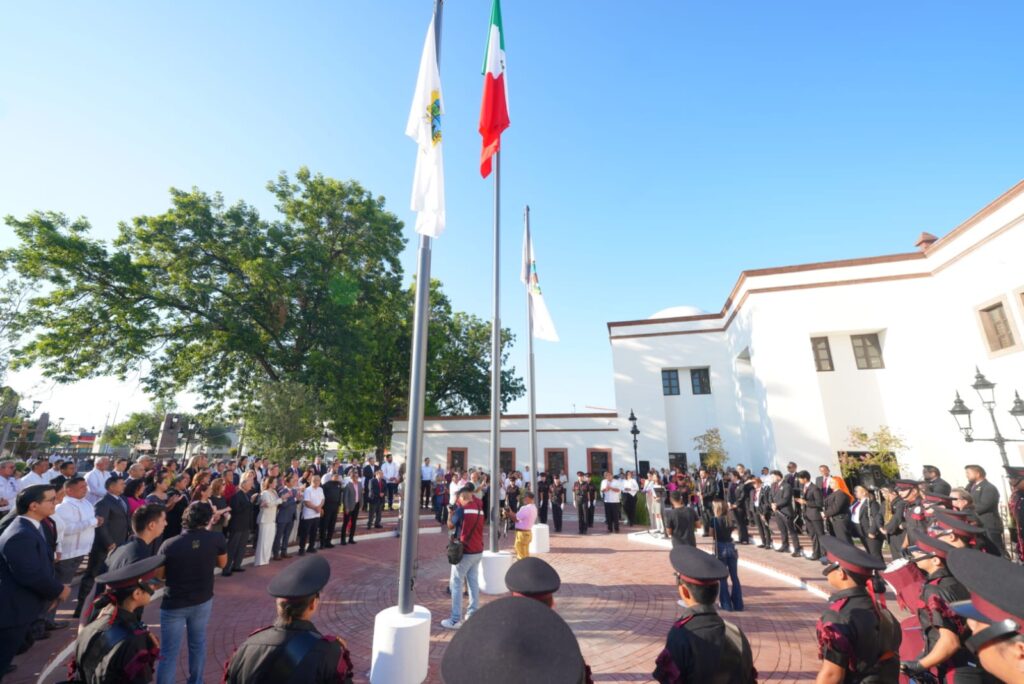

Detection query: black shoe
xmin=774 ymin=548 xmax=788 ymax=553
xmin=374 ymin=524 xmax=384 ymax=529
xmin=72 ymin=608 xmax=83 ymax=619
xmin=791 ymin=551 xmax=803 ymax=557
xmin=234 ymin=567 xmax=246 ymax=573
xmin=280 ymin=553 xmax=291 ymax=559
xmin=36 ymin=630 xmax=51 ymax=640
xmin=339 ymin=540 xmax=347 ymax=545
xmin=348 ymin=539 xmax=356 ymax=544
xmin=307 ymin=547 xmax=318 ymax=553
xmin=323 ymin=543 xmax=335 ymax=549
xmin=222 ymin=570 xmax=233 ymax=576
xmin=45 ymin=620 xmax=69 ymax=631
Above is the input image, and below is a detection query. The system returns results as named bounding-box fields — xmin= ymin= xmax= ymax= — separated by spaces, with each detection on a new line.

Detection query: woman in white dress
xmin=254 ymin=475 xmax=280 ymax=566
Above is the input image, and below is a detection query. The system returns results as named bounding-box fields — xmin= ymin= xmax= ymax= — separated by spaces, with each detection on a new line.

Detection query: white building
xmin=393 ymin=180 xmax=1024 ymax=481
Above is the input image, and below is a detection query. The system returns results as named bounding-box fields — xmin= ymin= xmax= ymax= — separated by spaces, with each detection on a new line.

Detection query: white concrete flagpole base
xmin=370 ymin=605 xmax=431 ymax=684
xmin=478 ymin=550 xmax=514 ymax=594
xmin=528 ymin=523 xmax=550 ymax=553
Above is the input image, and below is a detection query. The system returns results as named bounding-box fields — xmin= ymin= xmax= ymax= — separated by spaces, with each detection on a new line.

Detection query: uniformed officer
xmin=223 ymin=555 xmax=353 ymax=683
xmin=572 ymin=471 xmax=595 ymax=534
xmin=932 ymin=510 xmax=1002 ymax=555
xmin=948 ymin=548 xmax=1024 ymax=684
xmin=549 ymin=474 xmax=566 ymax=532
xmin=652 ymin=545 xmax=756 ymax=683
xmin=68 ymin=555 xmax=164 ymax=683
xmin=440 ymin=596 xmax=591 ymax=684
xmin=1006 ymin=465 xmax=1024 ymax=562
xmin=815 ymin=536 xmax=902 ymax=683
xmin=886 ymin=479 xmax=926 ymax=557
xmin=505 ymin=555 xmax=560 ymax=607
xmin=901 ymin=529 xmax=992 ymax=682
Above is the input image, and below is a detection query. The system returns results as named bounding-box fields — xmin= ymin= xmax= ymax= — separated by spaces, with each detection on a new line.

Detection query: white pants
xmin=254 ymin=522 xmax=276 ymax=566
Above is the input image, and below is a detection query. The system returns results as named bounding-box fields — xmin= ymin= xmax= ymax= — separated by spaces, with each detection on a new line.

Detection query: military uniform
xmin=68 ymin=555 xmax=164 ymax=684
xmin=536 ymin=476 xmax=550 ymax=524
xmin=224 ymin=555 xmax=353 ymax=684
xmin=816 ymin=537 xmax=901 ymax=684
xmin=1006 ymin=465 xmax=1024 ymax=562
xmin=653 ymin=546 xmax=756 ymax=684
xmin=550 ymin=479 xmax=566 ymax=532
xmin=572 ymin=474 xmax=596 ymax=534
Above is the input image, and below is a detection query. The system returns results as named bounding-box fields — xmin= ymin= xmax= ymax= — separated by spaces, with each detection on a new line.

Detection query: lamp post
xmin=628 ymin=409 xmax=640 ymax=476
xmin=948 ymin=368 xmax=1024 ymax=469
xmin=176 ymin=421 xmax=198 ymax=469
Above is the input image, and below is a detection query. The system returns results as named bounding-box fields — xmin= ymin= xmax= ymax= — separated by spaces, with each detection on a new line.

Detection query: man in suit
xmin=223 ymin=473 xmax=255 ymax=576
xmin=794 ymin=471 xmax=824 ymax=560
xmin=340 ymin=467 xmax=360 ymax=545
xmin=361 ymin=458 xmax=377 ymax=512
xmin=697 ymin=468 xmax=718 ymax=538
xmin=751 ymin=477 xmax=773 ymax=548
xmin=0 ymin=485 xmax=70 ymax=678
xmin=770 ymin=469 xmax=801 ymax=555
xmin=75 ymin=476 xmax=130 ymax=617
xmin=814 ymin=465 xmax=835 ymax=497
xmin=367 ymin=470 xmax=386 ymax=529
xmin=310 ymin=456 xmax=328 ymax=478
xmin=273 ymin=474 xmax=299 ymax=561
xmin=922 ymin=465 xmax=951 ymax=496
xmin=965 ymin=464 xmax=1005 ymax=556
xmin=319 ymin=469 xmax=344 ymax=548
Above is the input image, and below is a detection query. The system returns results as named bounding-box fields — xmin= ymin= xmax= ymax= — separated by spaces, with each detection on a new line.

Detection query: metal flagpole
xmin=397 ymin=0 xmax=442 ymax=616
xmin=526 ymin=206 xmax=538 ymax=498
xmin=488 ymin=151 xmax=502 ymax=553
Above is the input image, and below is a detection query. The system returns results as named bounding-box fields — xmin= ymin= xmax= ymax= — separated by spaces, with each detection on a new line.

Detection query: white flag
xmin=521 ymin=225 xmax=559 ymax=342
xmin=405 ymin=16 xmax=445 ymax=238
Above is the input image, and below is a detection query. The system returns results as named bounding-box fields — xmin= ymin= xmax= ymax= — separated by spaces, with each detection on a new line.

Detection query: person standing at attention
xmin=254 ymin=475 xmax=280 ymax=566
xmin=601 ymin=472 xmax=622 ymax=533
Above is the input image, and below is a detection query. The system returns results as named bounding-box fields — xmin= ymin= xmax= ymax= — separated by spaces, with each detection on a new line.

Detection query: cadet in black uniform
xmin=815 ymin=537 xmax=901 ymax=683
xmin=68 ymin=555 xmax=164 ymax=683
xmin=224 ymin=555 xmax=353 ymax=683
xmin=901 ymin=529 xmax=993 ymax=683
xmin=653 ymin=545 xmax=756 ymax=683
xmin=549 ymin=475 xmax=566 ymax=532
xmin=884 ymin=479 xmax=923 ymax=559
xmin=948 ymin=548 xmax=1024 ymax=684
xmin=535 ymin=472 xmax=550 ymax=524
xmin=440 ymin=596 xmax=591 ymax=684
xmin=572 ymin=472 xmax=595 ymax=534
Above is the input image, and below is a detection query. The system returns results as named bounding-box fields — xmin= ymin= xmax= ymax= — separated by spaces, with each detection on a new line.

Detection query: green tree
xmin=0 ymin=262 xmax=31 ymax=383
xmin=693 ymin=428 xmax=729 ymax=472
xmin=243 ymin=380 xmax=324 ymax=463
xmin=839 ymin=425 xmax=907 ymax=481
xmin=3 ymin=169 xmax=525 ymax=454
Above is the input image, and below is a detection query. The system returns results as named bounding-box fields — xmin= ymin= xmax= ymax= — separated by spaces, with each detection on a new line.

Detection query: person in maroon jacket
xmin=441 ymin=485 xmax=484 ymax=630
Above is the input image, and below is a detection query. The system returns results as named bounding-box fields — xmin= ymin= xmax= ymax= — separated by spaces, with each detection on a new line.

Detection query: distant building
xmin=394 ymin=180 xmax=1024 ymax=482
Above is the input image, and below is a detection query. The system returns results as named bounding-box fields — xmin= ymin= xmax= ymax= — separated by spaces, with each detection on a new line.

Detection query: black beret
xmin=96 ymin=554 xmax=165 ymax=589
xmin=908 ymin=528 xmax=955 ymax=560
xmin=1005 ymin=465 xmax=1024 ymax=480
xmin=669 ymin=545 xmax=727 ymax=585
xmin=440 ymin=597 xmax=585 ymax=684
xmin=505 ymin=557 xmax=560 ymax=596
xmin=268 ymin=555 xmax=331 ymax=599
xmin=893 ymin=479 xmax=921 ymax=491
xmin=948 ymin=548 xmax=1024 ymax=629
xmin=821 ymin=536 xmax=885 ymax=576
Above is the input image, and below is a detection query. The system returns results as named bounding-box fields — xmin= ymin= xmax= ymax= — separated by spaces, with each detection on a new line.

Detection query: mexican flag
xmin=478 ymin=0 xmax=509 ymax=178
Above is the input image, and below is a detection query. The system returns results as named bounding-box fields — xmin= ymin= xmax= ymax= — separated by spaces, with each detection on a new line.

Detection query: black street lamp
xmin=628 ymin=409 xmax=640 ymax=477
xmin=948 ymin=368 xmax=1024 ymax=468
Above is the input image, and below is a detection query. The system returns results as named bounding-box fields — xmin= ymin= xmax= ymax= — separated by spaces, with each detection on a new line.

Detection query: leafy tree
xmin=243 ymin=380 xmax=324 ymax=463
xmin=0 ymin=262 xmax=31 ymax=383
xmin=3 ymin=169 xmax=525 ymax=455
xmin=693 ymin=428 xmax=729 ymax=472
xmin=838 ymin=425 xmax=907 ymax=481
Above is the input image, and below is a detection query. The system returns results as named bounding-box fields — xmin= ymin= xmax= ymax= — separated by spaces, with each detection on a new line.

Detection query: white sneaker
xmin=441 ymin=618 xmax=460 ymax=630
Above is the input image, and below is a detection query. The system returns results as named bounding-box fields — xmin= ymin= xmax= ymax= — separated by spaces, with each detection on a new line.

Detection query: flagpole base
xmin=528 ymin=523 xmax=550 ymax=554
xmin=370 ymin=605 xmax=431 ymax=684
xmin=478 ymin=550 xmax=514 ymax=594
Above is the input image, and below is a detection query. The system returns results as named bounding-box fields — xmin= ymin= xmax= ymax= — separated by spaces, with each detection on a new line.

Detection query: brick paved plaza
xmin=11 ymin=506 xmax=849 ymax=684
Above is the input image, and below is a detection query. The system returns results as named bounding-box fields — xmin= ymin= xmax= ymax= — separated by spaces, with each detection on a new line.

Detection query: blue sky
xmin=2 ymin=1 xmax=1023 ymax=432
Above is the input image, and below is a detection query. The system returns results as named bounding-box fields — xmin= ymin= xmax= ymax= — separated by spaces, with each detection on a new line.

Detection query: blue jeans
xmin=449 ymin=552 xmax=482 ymax=623
xmin=158 ymin=598 xmax=213 ymax=684
xmin=716 ymin=543 xmax=744 ymax=611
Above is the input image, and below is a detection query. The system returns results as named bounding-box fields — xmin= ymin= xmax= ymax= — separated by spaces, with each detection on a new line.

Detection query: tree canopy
xmin=3 ymin=168 xmax=525 ymax=454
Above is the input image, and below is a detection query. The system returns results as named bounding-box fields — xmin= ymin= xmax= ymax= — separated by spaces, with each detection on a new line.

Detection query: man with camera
xmin=441 ymin=484 xmax=484 ymax=630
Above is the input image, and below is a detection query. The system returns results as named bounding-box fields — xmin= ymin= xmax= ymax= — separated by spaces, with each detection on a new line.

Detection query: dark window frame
xmin=851 ymin=334 xmax=885 ymax=370
xmin=662 ymin=369 xmax=680 ymax=396
xmin=690 ymin=368 xmax=712 ymax=395
xmin=811 ymin=336 xmax=834 ymax=372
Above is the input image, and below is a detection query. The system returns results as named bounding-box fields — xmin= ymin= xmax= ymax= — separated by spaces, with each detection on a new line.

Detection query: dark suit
xmin=800 ymin=483 xmax=825 ymax=559
xmin=273 ymin=486 xmax=298 ymax=558
xmin=751 ymin=486 xmax=772 ymax=546
xmin=320 ymin=479 xmax=343 ymax=546
xmin=814 ymin=475 xmax=835 ymax=498
xmin=969 ymin=479 xmax=1005 ymax=555
xmin=361 ymin=464 xmax=375 ymax=511
xmin=883 ymin=497 xmax=907 ymax=561
xmin=925 ymin=477 xmax=951 ymax=496
xmin=0 ymin=517 xmax=65 ymax=674
xmin=697 ymin=477 xmax=719 ymax=537
xmin=727 ymin=480 xmax=750 ymax=543
xmin=341 ymin=480 xmax=360 ymax=543
xmin=310 ymin=463 xmax=328 ymax=477
xmin=367 ymin=478 xmax=386 ymax=528
xmin=853 ymin=497 xmax=884 ymax=559
xmin=771 ymin=481 xmax=800 ymax=551
xmin=224 ymin=489 xmax=254 ymax=575
xmin=822 ymin=490 xmax=852 ymax=544
xmin=78 ymin=493 xmax=130 ymax=609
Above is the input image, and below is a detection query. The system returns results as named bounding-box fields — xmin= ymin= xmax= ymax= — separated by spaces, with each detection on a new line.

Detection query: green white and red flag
xmin=478 ymin=0 xmax=509 ymax=178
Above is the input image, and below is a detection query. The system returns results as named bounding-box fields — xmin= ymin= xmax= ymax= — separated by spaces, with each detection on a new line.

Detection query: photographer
xmin=441 ymin=485 xmax=484 ymax=630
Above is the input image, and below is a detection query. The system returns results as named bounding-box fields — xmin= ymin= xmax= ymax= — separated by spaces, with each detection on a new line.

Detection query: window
xmin=661 ymin=370 xmax=680 ymax=396
xmin=851 ymin=334 xmax=884 ymax=369
xmin=690 ymin=368 xmax=711 ymax=395
xmin=500 ymin=449 xmax=516 ymax=474
xmin=810 ymin=337 xmax=834 ymax=372
xmin=587 ymin=449 xmax=611 ymax=475
xmin=544 ymin=449 xmax=566 ymax=476
xmin=980 ymin=303 xmax=1016 ymax=352
xmin=447 ymin=448 xmax=467 ymax=472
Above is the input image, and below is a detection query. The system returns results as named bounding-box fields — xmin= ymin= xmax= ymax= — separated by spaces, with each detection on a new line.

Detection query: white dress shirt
xmin=381 ymin=461 xmax=399 ymax=482
xmin=621 ymin=478 xmax=640 ymax=497
xmin=302 ymin=486 xmax=324 ymax=520
xmin=0 ymin=476 xmax=17 ymax=512
xmin=53 ymin=496 xmax=99 ymax=559
xmin=600 ymin=479 xmax=622 ymax=503
xmin=85 ymin=468 xmax=111 ymax=504
xmin=18 ymin=471 xmax=48 ymax=492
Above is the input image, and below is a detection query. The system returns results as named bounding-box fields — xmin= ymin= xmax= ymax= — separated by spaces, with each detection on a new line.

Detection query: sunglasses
xmin=821 ymin=562 xmax=840 ymax=578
